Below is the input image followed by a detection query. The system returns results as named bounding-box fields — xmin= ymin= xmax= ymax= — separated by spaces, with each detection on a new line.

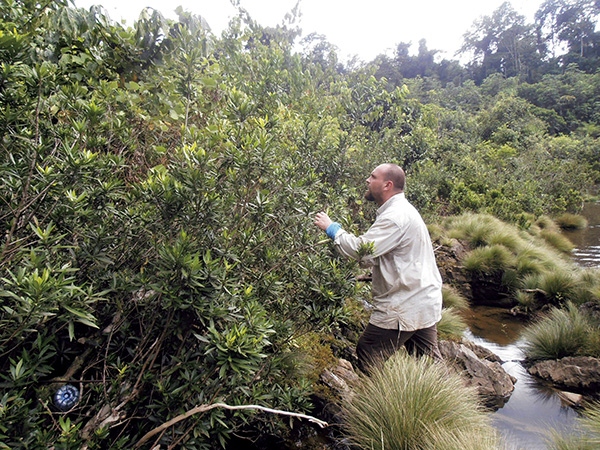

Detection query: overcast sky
xmin=72 ymin=0 xmax=546 ymax=62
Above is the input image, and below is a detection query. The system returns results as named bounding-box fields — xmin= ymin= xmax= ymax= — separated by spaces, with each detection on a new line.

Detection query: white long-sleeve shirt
xmin=333 ymin=193 xmax=442 ymax=331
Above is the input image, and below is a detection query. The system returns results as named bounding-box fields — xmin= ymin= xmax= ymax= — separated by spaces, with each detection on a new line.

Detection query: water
xmin=563 ymin=201 xmax=600 ymax=268
xmin=462 ymin=307 xmax=581 ymax=449
xmin=462 ymin=202 xmax=600 ymax=448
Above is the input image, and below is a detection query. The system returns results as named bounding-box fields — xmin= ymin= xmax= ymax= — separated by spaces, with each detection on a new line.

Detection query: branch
xmin=134 ymin=402 xmax=329 ymax=448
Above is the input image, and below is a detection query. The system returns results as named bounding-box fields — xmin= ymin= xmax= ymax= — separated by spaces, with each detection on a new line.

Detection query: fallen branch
xmin=134 ymin=402 xmax=329 ymax=448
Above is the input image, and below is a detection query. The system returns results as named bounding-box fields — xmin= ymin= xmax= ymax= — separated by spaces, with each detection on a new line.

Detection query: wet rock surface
xmin=439 ymin=339 xmax=516 ymax=409
xmin=527 ymin=356 xmax=600 ymax=393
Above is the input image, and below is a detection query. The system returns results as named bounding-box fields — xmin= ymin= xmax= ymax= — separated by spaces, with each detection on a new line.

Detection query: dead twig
xmin=134 ymin=402 xmax=329 ymax=448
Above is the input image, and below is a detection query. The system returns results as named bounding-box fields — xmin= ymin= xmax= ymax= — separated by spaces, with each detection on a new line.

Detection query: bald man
xmin=314 ymin=164 xmax=443 ymax=372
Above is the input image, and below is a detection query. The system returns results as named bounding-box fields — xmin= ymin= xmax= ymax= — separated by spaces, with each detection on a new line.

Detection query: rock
xmin=436 ymin=240 xmax=472 ymax=300
xmin=556 ymin=391 xmax=583 ymax=407
xmin=320 ymin=358 xmax=359 ymax=402
xmin=461 ymin=339 xmax=503 ymax=363
xmin=435 ymin=239 xmax=515 ymax=307
xmin=468 ymin=271 xmax=516 ymax=308
xmin=439 ymin=340 xmax=516 ymax=409
xmin=527 ymin=356 xmax=600 ymax=393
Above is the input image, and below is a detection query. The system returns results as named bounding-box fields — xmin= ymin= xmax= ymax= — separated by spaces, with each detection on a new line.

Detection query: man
xmin=314 ymin=163 xmax=443 ymax=372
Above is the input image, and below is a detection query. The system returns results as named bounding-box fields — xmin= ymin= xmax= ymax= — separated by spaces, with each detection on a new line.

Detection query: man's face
xmin=365 ymin=166 xmax=387 ymax=204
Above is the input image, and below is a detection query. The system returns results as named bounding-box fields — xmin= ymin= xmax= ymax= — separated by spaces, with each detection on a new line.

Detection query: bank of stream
xmin=464 ymin=201 xmax=600 ymax=449
xmin=462 ymin=307 xmax=580 ymax=449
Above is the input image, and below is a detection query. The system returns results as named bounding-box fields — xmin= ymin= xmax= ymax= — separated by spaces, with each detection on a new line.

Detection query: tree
xmin=535 ymin=0 xmax=600 ymax=71
xmin=460 ymin=2 xmax=541 ymax=82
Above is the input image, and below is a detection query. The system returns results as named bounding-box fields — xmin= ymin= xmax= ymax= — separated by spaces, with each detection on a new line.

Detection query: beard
xmin=364 ymin=190 xmax=375 ymax=202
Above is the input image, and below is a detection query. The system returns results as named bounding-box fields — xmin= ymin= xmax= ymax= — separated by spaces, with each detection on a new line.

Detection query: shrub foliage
xmin=0 ymin=1 xmax=599 ymax=448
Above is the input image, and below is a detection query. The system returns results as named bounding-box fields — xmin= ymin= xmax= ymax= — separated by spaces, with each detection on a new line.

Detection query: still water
xmin=462 ymin=307 xmax=580 ymax=449
xmin=563 ymin=201 xmax=600 ymax=268
xmin=463 ymin=202 xmax=600 ymax=449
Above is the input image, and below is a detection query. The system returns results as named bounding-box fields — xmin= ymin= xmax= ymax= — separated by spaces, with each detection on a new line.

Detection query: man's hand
xmin=313 ymin=211 xmax=333 ymax=231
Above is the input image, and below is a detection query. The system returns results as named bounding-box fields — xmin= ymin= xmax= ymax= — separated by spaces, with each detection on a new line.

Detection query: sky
xmin=72 ymin=0 xmax=546 ymax=62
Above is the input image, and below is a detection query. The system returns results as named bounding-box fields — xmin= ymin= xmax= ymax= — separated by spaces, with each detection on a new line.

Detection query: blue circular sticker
xmin=54 ymin=384 xmax=79 ymax=411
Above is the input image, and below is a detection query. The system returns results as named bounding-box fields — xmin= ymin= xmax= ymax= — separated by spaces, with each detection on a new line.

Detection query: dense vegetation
xmin=0 ymin=0 xmax=599 ymax=448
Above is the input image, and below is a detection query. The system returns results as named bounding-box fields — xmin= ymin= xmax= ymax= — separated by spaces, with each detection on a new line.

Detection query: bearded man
xmin=314 ymin=163 xmax=443 ymax=372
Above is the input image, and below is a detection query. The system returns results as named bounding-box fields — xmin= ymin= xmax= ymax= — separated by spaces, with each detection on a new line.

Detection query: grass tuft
xmin=521 ymin=303 xmax=593 ymax=361
xmin=515 ymin=290 xmax=537 ymax=310
xmin=535 ymin=215 xmax=560 ymax=232
xmin=442 ymin=285 xmax=469 ymax=311
xmin=438 ymin=307 xmax=468 ymax=340
xmin=548 ymin=401 xmax=600 ymax=449
xmin=555 ymin=213 xmax=588 ymax=230
xmin=463 ymin=244 xmax=516 ymax=274
xmin=537 ymin=270 xmax=577 ymax=306
xmin=540 ymin=229 xmax=575 ymax=253
xmin=342 ymin=352 xmax=499 ymax=450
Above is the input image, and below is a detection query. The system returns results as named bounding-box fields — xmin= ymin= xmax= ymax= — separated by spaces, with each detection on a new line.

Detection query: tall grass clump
xmin=463 ymin=244 xmax=516 ymax=274
xmin=537 ymin=270 xmax=578 ymax=306
xmin=548 ymin=401 xmax=600 ymax=449
xmin=515 ymin=246 xmax=550 ymax=277
xmin=445 ymin=214 xmax=502 ymax=247
xmin=521 ymin=303 xmax=595 ymax=361
xmin=442 ymin=285 xmax=469 ymax=311
xmin=540 ymin=229 xmax=575 ymax=253
xmin=438 ymin=307 xmax=468 ymax=340
xmin=341 ymin=353 xmax=500 ymax=450
xmin=535 ymin=215 xmax=560 ymax=232
xmin=555 ymin=212 xmax=588 ymax=230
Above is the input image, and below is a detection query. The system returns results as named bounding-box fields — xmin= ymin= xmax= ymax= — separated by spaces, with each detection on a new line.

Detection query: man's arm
xmin=314 ymin=212 xmax=401 ymax=261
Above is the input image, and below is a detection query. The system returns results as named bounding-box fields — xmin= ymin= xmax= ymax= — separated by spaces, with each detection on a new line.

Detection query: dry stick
xmin=135 ymin=403 xmax=329 ymax=448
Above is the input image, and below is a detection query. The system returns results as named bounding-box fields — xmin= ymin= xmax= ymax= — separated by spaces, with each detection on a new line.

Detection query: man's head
xmin=365 ymin=163 xmax=405 ymax=206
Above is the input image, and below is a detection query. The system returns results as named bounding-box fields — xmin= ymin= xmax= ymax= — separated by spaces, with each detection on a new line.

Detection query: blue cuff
xmin=326 ymin=222 xmax=342 ymax=240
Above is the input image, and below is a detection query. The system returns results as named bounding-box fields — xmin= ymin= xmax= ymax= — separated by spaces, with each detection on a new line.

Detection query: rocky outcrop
xmin=435 ymin=239 xmax=515 ymax=307
xmin=527 ymin=356 xmax=600 ymax=393
xmin=439 ymin=340 xmax=516 ymax=409
xmin=436 ymin=239 xmax=471 ymax=300
xmin=320 ymin=358 xmax=359 ymax=403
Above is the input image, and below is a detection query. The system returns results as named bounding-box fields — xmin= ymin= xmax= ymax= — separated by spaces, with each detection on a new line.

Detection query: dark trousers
xmin=356 ymin=323 xmax=442 ymax=373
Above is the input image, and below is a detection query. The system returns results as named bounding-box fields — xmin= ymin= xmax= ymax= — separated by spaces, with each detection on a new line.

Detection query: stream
xmin=463 ymin=308 xmax=579 ymax=449
xmin=465 ymin=201 xmax=600 ymax=449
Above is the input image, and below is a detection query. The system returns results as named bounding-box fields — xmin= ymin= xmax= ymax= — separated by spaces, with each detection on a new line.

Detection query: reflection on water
xmin=463 ymin=307 xmax=581 ymax=449
xmin=563 ymin=201 xmax=600 ymax=268
xmin=457 ymin=204 xmax=600 ymax=448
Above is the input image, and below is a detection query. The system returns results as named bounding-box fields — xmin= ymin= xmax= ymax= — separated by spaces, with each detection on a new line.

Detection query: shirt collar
xmin=376 ymin=192 xmax=405 ymax=216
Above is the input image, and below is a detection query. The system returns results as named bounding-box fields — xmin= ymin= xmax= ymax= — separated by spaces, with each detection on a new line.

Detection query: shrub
xmin=341 ymin=352 xmax=499 ymax=450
